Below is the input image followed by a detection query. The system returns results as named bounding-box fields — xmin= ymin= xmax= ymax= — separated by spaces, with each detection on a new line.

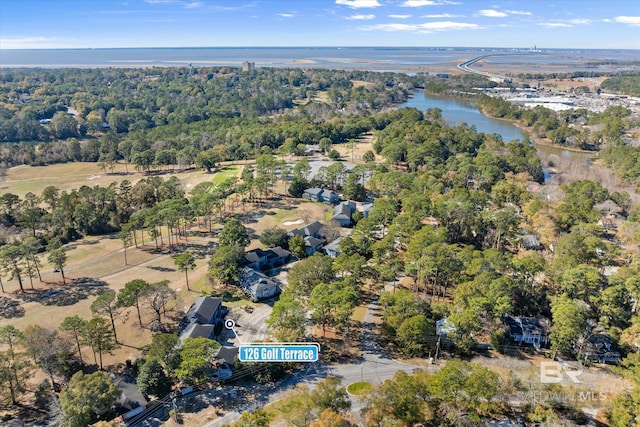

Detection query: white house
xmin=239 ymin=267 xmax=281 ymax=300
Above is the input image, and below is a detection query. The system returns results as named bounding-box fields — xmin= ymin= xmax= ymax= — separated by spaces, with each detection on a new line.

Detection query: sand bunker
xmin=283 ymin=219 xmax=304 ymax=226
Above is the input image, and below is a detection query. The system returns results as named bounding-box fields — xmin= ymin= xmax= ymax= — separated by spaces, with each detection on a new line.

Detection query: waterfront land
xmin=1 ymin=59 xmax=640 ymax=426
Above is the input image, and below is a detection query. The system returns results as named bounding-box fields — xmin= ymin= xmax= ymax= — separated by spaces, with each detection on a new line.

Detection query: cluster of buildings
xmin=484 ymin=86 xmax=640 ymax=113
xmin=437 ymin=314 xmax=621 ymax=364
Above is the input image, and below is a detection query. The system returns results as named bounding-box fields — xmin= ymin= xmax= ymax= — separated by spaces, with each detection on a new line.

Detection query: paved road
xmin=202 ymin=287 xmax=437 ymax=426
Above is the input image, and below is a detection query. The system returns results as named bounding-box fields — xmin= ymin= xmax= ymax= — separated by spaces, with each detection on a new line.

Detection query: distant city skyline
xmin=1 ymin=0 xmax=639 ymax=50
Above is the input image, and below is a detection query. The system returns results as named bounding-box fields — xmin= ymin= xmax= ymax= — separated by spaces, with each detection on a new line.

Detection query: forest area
xmin=1 ymin=65 xmax=640 ymax=426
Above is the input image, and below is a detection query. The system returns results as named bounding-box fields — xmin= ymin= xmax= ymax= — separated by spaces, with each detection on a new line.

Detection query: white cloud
xmin=421 ymin=13 xmax=462 ymax=18
xmin=184 ymin=1 xmax=202 ymax=8
xmin=0 ymin=36 xmax=69 ymax=49
xmin=539 ymin=22 xmax=572 ymax=28
xmin=478 ymin=9 xmax=507 ymax=18
xmin=402 ymin=0 xmax=439 ymax=6
xmin=537 ymin=18 xmax=592 ymax=28
xmin=336 ymin=0 xmax=381 ymax=8
xmin=389 ymin=14 xmax=412 ymax=19
xmin=504 ymin=10 xmax=531 ymax=16
xmin=615 ymin=16 xmax=640 ymax=25
xmin=363 ymin=20 xmax=480 ymax=33
xmin=568 ymin=18 xmax=591 ymax=25
xmin=346 ymin=14 xmax=376 ymax=20
xmin=401 ymin=0 xmax=459 ymax=6
xmin=144 ymin=0 xmax=179 ymax=3
xmin=278 ymin=13 xmax=295 ymax=18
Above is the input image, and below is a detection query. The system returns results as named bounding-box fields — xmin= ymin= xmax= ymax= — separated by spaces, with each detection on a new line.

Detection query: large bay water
xmin=1 ymin=47 xmax=637 ymax=70
xmin=397 ymin=91 xmax=528 ymax=142
xmin=397 ymin=91 xmax=595 ymax=182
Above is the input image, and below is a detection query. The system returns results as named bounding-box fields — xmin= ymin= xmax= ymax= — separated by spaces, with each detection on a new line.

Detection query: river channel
xmin=397 ymin=92 xmax=596 ymax=183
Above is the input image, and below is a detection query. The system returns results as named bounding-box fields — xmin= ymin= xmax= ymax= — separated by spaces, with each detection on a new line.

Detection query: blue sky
xmin=1 ymin=0 xmax=639 ymax=49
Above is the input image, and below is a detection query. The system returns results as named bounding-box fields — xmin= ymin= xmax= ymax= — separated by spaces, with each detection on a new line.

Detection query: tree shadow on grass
xmin=146 ymin=266 xmax=176 ymax=273
xmin=185 ymin=241 xmax=217 ymax=259
xmin=13 ymin=277 xmax=110 ymax=307
xmin=0 ymin=296 xmax=25 ymax=319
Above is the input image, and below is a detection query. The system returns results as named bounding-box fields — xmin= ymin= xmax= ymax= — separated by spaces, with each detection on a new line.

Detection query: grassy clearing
xmin=346 ymin=381 xmax=373 ymax=396
xmin=352 ymin=80 xmax=375 ymax=89
xmin=2 ymin=161 xmax=241 ymax=199
xmin=211 ymin=165 xmax=238 ymax=183
xmin=351 ymin=305 xmax=367 ymax=324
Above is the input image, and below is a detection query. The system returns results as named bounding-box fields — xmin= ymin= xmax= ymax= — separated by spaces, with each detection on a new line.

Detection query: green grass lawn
xmin=211 ymin=166 xmax=238 ymax=184
xmin=347 ymin=381 xmax=373 ymax=396
xmin=346 ymin=382 xmax=373 ymax=396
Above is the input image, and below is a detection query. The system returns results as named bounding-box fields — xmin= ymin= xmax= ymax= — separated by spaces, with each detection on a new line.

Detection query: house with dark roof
xmin=185 ymin=296 xmax=225 ymax=325
xmin=239 ymin=267 xmax=281 ymax=300
xmin=325 ymin=235 xmax=346 ymax=258
xmin=288 ymin=220 xmax=325 ymax=240
xmin=520 ymin=234 xmax=541 ymax=250
xmin=332 ymin=201 xmax=356 ymax=227
xmin=304 ymin=236 xmax=325 ymax=257
xmin=504 ymin=315 xmax=549 ymax=349
xmin=244 ymin=247 xmax=291 ymax=271
xmin=179 ymin=296 xmax=227 ymax=342
xmin=357 ymin=202 xmax=373 ymax=218
xmin=179 ymin=323 xmax=217 ymax=342
xmin=304 ymin=187 xmax=339 ymax=205
xmin=580 ymin=333 xmax=621 ymax=364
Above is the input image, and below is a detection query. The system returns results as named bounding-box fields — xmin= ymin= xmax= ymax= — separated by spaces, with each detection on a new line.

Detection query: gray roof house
xmin=179 ymin=296 xmax=227 ymax=341
xmin=520 ymin=234 xmax=541 ymax=250
xmin=179 ymin=323 xmax=217 ymax=342
xmin=244 ymin=247 xmax=291 ymax=271
xmin=504 ymin=315 xmax=549 ymax=349
xmin=240 ymin=267 xmax=281 ymax=300
xmin=325 ymin=235 xmax=346 ymax=258
xmin=303 ymin=236 xmax=324 ymax=257
xmin=304 ymin=187 xmax=340 ymax=205
xmin=358 ymin=202 xmax=373 ymax=218
xmin=580 ymin=333 xmax=621 ymax=364
xmin=288 ymin=221 xmax=325 ymax=240
xmin=185 ymin=296 xmax=225 ymax=325
xmin=332 ymin=201 xmax=356 ymax=227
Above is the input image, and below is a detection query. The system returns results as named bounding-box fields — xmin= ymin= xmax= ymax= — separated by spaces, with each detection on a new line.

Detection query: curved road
xmin=203 ymin=287 xmax=434 ymax=426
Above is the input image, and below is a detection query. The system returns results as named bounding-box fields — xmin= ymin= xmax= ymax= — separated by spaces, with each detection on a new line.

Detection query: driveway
xmin=223 ymin=300 xmax=274 ymax=345
xmin=202 ymin=284 xmax=436 ymax=426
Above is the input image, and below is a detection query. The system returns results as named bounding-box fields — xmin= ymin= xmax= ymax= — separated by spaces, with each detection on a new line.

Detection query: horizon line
xmin=2 ymin=45 xmax=639 ymax=51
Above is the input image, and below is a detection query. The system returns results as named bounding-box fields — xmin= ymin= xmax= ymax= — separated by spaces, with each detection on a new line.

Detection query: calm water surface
xmin=397 ymin=91 xmax=595 ymax=181
xmin=398 ymin=92 xmax=528 ymax=141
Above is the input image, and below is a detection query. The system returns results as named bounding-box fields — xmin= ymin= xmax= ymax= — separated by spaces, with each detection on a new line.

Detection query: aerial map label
xmin=239 ymin=344 xmax=320 ymax=363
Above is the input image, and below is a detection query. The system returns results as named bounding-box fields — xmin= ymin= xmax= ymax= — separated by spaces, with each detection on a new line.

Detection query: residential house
xmin=580 ymin=333 xmax=621 ymax=364
xmin=288 ymin=221 xmax=325 ymax=240
xmin=357 ymin=202 xmax=373 ymax=218
xmin=113 ymin=375 xmax=146 ymax=415
xmin=304 ymin=187 xmax=340 ymax=205
xmin=325 ymin=235 xmax=347 ymax=258
xmin=436 ymin=317 xmax=457 ymax=338
xmin=244 ymin=247 xmax=291 ymax=271
xmin=179 ymin=323 xmax=217 ymax=342
xmin=179 ymin=296 xmax=227 ymax=342
xmin=239 ymin=267 xmax=281 ymax=300
xmin=184 ymin=296 xmax=225 ymax=325
xmin=520 ymin=234 xmax=542 ymax=250
xmin=303 ymin=236 xmax=324 ymax=257
xmin=332 ymin=201 xmax=356 ymax=227
xmin=504 ymin=315 xmax=549 ymax=349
